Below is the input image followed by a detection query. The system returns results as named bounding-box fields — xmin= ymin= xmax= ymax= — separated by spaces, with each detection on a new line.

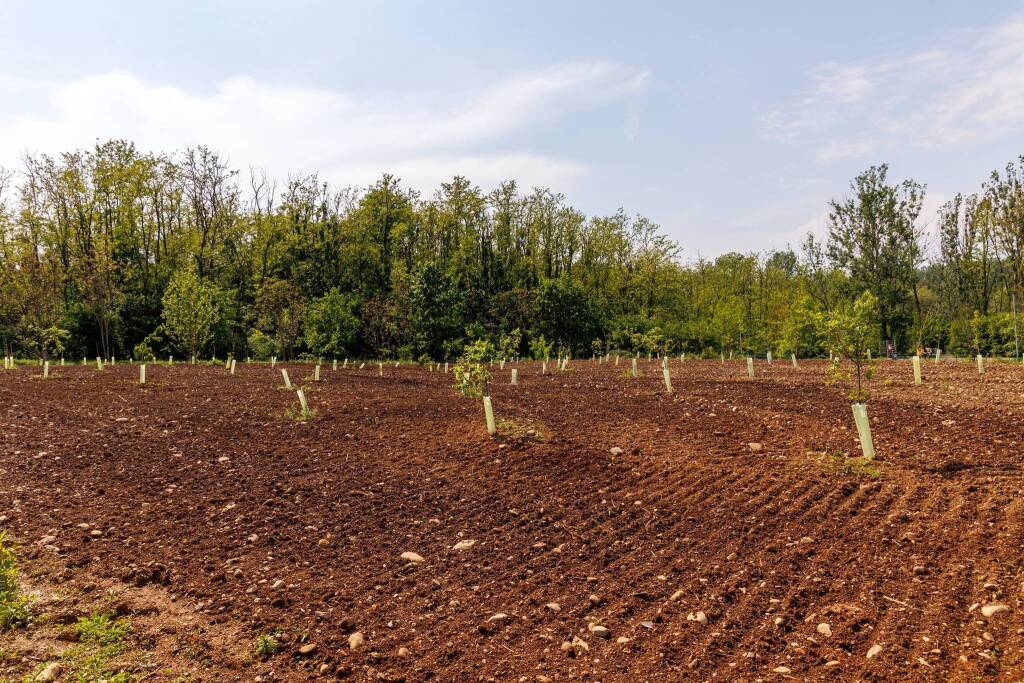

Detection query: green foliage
xmin=246 ymin=329 xmax=276 ymax=360
xmin=536 ymin=277 xmax=601 ymax=355
xmin=65 ymin=611 xmax=132 ymax=682
xmin=162 ymin=265 xmax=220 ymax=359
xmin=0 ymin=531 xmax=29 ymax=630
xmin=498 ymin=327 xmax=522 ymax=360
xmin=947 ymin=311 xmax=1020 ymax=356
xmin=20 ymin=324 xmax=70 ymax=360
xmin=528 ymin=334 xmax=554 ymax=361
xmin=827 ymin=164 xmax=924 ymax=345
xmin=3 ymin=142 xmax=1024 ymax=364
xmin=74 ymin=612 xmax=130 ymax=647
xmin=284 ymin=400 xmax=317 ymax=421
xmin=410 ymin=262 xmax=464 ymax=359
xmin=304 ymin=288 xmax=361 ymax=358
xmin=132 ymin=341 xmax=155 ymax=362
xmin=452 ymin=339 xmax=493 ymax=397
xmin=254 ymin=633 xmax=280 ymax=660
xmin=818 ymin=291 xmax=880 ymax=402
xmin=255 ymin=279 xmax=305 ymax=360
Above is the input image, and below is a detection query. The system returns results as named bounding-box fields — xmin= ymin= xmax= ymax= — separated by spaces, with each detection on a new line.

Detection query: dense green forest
xmin=1 ymin=140 xmax=1023 ymax=361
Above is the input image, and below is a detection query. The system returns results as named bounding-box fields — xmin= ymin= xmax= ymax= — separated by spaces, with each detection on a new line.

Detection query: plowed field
xmin=2 ymin=357 xmax=1023 ymax=681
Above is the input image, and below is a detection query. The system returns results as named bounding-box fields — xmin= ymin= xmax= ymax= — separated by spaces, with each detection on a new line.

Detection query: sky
xmin=1 ymin=1 xmax=1023 ymax=260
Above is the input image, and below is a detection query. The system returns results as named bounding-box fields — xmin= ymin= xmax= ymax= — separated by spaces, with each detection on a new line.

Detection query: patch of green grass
xmin=0 ymin=531 xmax=30 ymax=630
xmin=253 ymin=632 xmax=280 ymax=660
xmin=819 ymin=451 xmax=881 ymax=478
xmin=54 ymin=612 xmax=134 ymax=682
xmin=74 ymin=612 xmax=130 ymax=647
xmin=283 ymin=404 xmax=317 ymax=421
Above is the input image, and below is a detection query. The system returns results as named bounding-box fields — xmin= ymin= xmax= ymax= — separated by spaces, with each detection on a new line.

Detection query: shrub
xmin=0 ymin=531 xmax=29 ymax=630
xmin=246 ymin=329 xmax=276 ymax=360
xmin=452 ymin=339 xmax=493 ymax=397
xmin=304 ymin=288 xmax=361 ymax=358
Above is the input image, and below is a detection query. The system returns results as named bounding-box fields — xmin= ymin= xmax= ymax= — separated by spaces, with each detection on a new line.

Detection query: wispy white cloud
xmin=815 ymin=140 xmax=877 ymax=163
xmin=0 ymin=62 xmax=648 ymax=191
xmin=762 ymin=14 xmax=1024 ymax=162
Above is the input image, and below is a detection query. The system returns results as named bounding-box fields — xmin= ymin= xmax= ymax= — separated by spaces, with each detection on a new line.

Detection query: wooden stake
xmin=140 ymin=364 xmax=146 ymax=384
xmin=912 ymin=355 xmax=921 ymax=385
xmin=511 ymin=368 xmax=518 ymax=386
xmin=296 ymin=388 xmax=309 ymax=415
xmin=747 ymin=357 xmax=754 ymax=378
xmin=281 ymin=368 xmax=292 ymax=389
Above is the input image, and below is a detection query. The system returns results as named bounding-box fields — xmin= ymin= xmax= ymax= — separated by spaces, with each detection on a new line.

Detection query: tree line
xmin=1 ymin=140 xmax=1023 ymax=361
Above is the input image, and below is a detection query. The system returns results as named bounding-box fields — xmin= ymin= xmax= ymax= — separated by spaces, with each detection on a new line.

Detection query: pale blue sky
xmin=2 ymin=1 xmax=1023 ymax=257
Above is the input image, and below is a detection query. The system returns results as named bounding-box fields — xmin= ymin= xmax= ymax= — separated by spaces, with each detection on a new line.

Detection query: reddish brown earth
xmin=2 ymin=357 xmax=1024 ymax=682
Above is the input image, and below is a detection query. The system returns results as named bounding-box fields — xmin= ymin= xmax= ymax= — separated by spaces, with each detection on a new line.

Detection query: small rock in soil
xmin=748 ymin=443 xmax=763 ymax=452
xmin=298 ymin=643 xmax=317 ymax=656
xmin=348 ymin=632 xmax=365 ymax=650
xmin=400 ymin=551 xmax=424 ymax=563
xmin=398 ymin=647 xmax=410 ymax=657
xmin=610 ymin=447 xmax=623 ymax=456
xmin=35 ymin=663 xmax=63 ymax=682
xmin=772 ymin=666 xmax=791 ymax=674
xmin=817 ymin=623 xmax=832 ymax=637
xmin=452 ymin=539 xmax=476 ymax=551
xmin=866 ymin=643 xmax=882 ymax=659
xmin=589 ymin=623 xmax=611 ymax=639
xmin=981 ymin=604 xmax=1010 ymax=618
xmin=545 ymin=602 xmax=561 ymax=612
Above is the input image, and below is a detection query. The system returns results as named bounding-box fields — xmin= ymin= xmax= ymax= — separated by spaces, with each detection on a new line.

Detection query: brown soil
xmin=2 ymin=357 xmax=1024 ymax=681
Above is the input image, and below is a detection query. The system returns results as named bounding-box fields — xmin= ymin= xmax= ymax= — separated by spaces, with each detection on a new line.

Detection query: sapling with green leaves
xmin=453 ymin=340 xmax=498 ymax=435
xmin=818 ymin=291 xmax=879 ymax=403
xmin=452 ymin=339 xmax=493 ymax=397
xmin=529 ymin=334 xmax=553 ymax=362
xmin=498 ymin=328 xmax=522 ymax=362
xmin=817 ymin=290 xmax=880 ymax=459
